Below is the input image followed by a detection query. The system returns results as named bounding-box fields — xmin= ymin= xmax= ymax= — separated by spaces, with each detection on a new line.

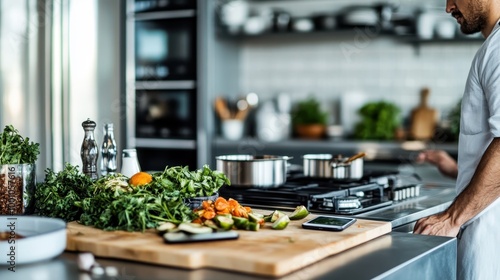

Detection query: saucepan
xmin=216 ymin=155 xmax=292 ymax=188
xmin=303 ymin=152 xmax=365 ymax=180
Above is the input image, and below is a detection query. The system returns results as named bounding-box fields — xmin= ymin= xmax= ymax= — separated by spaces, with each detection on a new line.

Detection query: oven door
xmin=134 ymin=0 xmax=196 ymax=13
xmin=135 ymin=88 xmax=196 ymax=140
xmin=134 ymin=12 xmax=196 ymax=81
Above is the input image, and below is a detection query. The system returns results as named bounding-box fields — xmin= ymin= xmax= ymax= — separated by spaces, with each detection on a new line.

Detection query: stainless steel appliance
xmin=134 ymin=11 xmax=196 ymax=81
xmin=127 ymin=0 xmax=199 ymax=171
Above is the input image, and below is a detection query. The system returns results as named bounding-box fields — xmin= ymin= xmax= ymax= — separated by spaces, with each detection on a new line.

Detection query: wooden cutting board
xmin=410 ymin=88 xmax=437 ymax=140
xmin=65 ymin=215 xmax=391 ymax=277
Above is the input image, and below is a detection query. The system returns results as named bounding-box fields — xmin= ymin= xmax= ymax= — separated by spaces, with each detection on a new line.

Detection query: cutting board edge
xmin=269 ymin=221 xmax=392 ymax=276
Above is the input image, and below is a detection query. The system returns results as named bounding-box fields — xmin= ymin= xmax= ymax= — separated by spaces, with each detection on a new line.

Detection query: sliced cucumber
xmin=214 ymin=215 xmax=234 ymax=230
xmin=289 ymin=205 xmax=310 ymax=220
xmin=232 ymin=216 xmax=249 ymax=229
xmin=272 ymin=215 xmax=290 ymax=230
xmin=178 ymin=223 xmax=213 ymax=234
xmin=246 ymin=222 xmax=260 ymax=231
xmin=203 ymin=219 xmax=219 ymax=230
xmin=156 ymin=222 xmax=177 ymax=233
xmin=248 ymin=213 xmax=264 ymax=224
xmin=270 ymin=210 xmax=287 ymax=223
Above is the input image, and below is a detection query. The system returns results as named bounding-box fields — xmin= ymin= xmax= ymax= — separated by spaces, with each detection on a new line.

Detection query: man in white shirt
xmin=413 ymin=0 xmax=500 ymax=279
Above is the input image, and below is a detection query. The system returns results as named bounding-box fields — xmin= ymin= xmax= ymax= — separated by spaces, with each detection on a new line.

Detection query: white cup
xmin=221 ymin=120 xmax=244 ymax=140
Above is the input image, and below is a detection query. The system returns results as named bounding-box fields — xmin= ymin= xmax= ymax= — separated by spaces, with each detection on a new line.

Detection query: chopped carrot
xmin=217 ymin=208 xmax=230 ymax=215
xmin=203 ymin=210 xmax=216 ymax=220
xmin=202 ymin=200 xmax=213 ymax=210
xmin=228 ymin=198 xmax=239 ymax=209
xmin=192 ymin=218 xmax=203 ymax=224
xmin=215 ymin=197 xmax=229 ymax=211
xmin=244 ymin=206 xmax=252 ymax=213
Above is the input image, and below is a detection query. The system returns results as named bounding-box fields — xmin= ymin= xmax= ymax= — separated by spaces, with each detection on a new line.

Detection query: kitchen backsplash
xmin=239 ymin=36 xmax=481 ymax=126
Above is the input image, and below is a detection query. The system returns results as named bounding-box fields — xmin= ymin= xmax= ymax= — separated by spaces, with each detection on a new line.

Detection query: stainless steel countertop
xmin=0 ymin=232 xmax=456 ymax=280
xmin=356 ymin=183 xmax=456 ymax=229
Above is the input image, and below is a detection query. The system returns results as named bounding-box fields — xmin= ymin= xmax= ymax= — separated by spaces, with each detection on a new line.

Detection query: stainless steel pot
xmin=303 ymin=153 xmax=364 ymax=180
xmin=216 ymin=155 xmax=292 ymax=188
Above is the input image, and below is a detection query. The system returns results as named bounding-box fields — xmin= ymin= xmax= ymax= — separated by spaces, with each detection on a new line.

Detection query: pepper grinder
xmin=81 ymin=119 xmax=98 ymax=180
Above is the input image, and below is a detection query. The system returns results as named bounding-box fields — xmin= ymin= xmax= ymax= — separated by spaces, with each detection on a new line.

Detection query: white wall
xmin=239 ymin=37 xmax=480 ymax=126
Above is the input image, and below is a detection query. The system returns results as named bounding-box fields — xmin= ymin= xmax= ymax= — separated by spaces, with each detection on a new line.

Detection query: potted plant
xmin=0 ymin=125 xmax=40 ymax=215
xmin=353 ymin=101 xmax=401 ymax=140
xmin=291 ymin=97 xmax=329 ymax=139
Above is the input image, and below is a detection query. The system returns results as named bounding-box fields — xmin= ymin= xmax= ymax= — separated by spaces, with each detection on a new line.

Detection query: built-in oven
xmin=135 ymin=88 xmax=196 ymax=139
xmin=134 ymin=2 xmax=197 ymax=81
xmin=134 ymin=0 xmax=196 ymax=13
xmin=127 ymin=0 xmax=199 ymax=171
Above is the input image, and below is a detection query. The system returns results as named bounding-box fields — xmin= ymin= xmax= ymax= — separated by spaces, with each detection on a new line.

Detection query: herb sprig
xmin=0 ymin=125 xmax=40 ymax=164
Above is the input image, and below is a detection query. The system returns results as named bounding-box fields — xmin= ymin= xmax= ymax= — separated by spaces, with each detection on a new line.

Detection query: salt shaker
xmin=81 ymin=119 xmax=98 ymax=180
xmin=120 ymin=149 xmax=141 ymax=177
xmin=100 ymin=123 xmax=117 ymax=176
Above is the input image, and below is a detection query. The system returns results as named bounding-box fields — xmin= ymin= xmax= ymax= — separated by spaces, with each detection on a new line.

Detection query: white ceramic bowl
xmin=0 ymin=216 xmax=66 ymax=265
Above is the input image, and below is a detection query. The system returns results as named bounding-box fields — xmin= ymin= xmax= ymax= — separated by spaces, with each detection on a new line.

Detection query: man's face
xmin=447 ymin=0 xmax=488 ymax=34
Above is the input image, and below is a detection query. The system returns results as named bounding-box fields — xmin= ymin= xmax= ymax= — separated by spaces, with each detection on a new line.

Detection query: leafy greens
xmin=35 ymin=163 xmax=230 ymax=232
xmin=0 ymin=125 xmax=40 ymax=164
xmin=35 ymin=163 xmax=94 ymax=221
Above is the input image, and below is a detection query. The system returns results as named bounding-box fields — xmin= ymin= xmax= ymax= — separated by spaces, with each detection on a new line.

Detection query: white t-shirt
xmin=456 ymin=21 xmax=500 ymax=194
xmin=455 ymin=21 xmax=500 ymax=280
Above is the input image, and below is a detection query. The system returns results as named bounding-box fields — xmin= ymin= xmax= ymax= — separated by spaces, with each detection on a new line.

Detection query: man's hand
xmin=413 ymin=211 xmax=461 ymax=237
xmin=416 ymin=150 xmax=458 ymax=179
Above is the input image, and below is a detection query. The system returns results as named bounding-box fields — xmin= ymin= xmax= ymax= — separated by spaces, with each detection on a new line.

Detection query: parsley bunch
xmin=35 ymin=163 xmax=93 ymax=221
xmin=0 ymin=125 xmax=40 ymax=164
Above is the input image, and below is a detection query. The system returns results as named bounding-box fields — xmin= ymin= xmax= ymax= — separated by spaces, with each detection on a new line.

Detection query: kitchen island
xmin=0 ymin=232 xmax=456 ymax=280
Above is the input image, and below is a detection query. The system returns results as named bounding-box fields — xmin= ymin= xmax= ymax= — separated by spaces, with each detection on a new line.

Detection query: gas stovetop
xmin=219 ymin=171 xmax=423 ymax=215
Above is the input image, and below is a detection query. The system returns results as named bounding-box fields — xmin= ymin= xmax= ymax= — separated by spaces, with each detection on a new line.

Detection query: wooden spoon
xmin=215 ymin=97 xmax=231 ymax=120
xmin=344 ymin=152 xmax=366 ymax=164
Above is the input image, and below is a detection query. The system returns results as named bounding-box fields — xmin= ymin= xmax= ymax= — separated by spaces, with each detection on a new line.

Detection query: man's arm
xmin=416 ymin=150 xmax=458 ymax=179
xmin=414 ymin=137 xmax=500 ymax=237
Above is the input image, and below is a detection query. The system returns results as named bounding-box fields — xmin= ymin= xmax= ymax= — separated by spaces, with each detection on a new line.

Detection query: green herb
xmin=353 ymin=101 xmax=401 ymax=140
xmin=0 ymin=125 xmax=40 ymax=164
xmin=79 ymin=172 xmax=199 ymax=232
xmin=35 ymin=164 xmax=228 ymax=232
xmin=34 ymin=163 xmax=93 ymax=221
xmin=152 ymin=165 xmax=230 ymax=198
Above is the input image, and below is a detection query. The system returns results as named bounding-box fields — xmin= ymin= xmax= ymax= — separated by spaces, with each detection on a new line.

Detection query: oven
xmin=128 ymin=0 xmax=199 ymax=171
xmin=134 ymin=1 xmax=197 ymax=81
xmin=135 ymin=88 xmax=196 ymax=139
xmin=134 ymin=0 xmax=196 ymax=12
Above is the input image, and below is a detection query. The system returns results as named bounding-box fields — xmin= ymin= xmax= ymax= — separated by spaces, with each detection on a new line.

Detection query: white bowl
xmin=0 ymin=216 xmax=66 ymax=265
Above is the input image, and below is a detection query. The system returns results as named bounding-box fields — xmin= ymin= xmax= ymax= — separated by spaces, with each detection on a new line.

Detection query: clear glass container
xmin=0 ymin=164 xmax=35 ymax=215
xmin=100 ymin=123 xmax=117 ymax=176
